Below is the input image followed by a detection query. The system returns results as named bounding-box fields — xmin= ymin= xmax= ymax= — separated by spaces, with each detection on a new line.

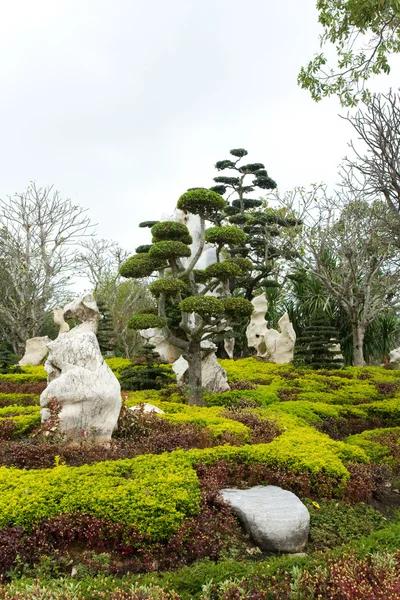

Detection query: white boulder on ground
xmin=40 ymin=294 xmax=121 ymax=443
xmin=19 ymin=336 xmax=52 ymax=366
xmin=220 ymin=485 xmax=310 ymax=553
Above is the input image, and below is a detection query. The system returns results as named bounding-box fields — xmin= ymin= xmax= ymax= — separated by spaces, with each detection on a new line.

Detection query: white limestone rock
xmin=389 ymin=347 xmax=400 ymax=368
xmin=40 ymin=294 xmax=121 ymax=443
xmin=161 ymin=208 xmax=217 ymax=270
xmin=246 ymin=293 xmax=296 ymax=364
xmin=172 ymin=352 xmax=230 ymax=393
xmin=129 ymin=403 xmax=165 ymax=414
xmin=19 ymin=336 xmax=51 ymax=366
xmin=246 ymin=293 xmax=269 ymax=353
xmin=139 ymin=327 xmax=182 ymax=363
xmin=221 ymin=485 xmax=310 ymax=553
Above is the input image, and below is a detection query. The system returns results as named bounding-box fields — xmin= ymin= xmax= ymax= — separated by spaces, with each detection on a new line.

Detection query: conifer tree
xmin=294 ymin=314 xmax=343 ymax=369
xmin=96 ymin=299 xmax=115 ymax=355
xmin=210 ymin=148 xmax=300 ymax=300
xmin=119 ymin=342 xmax=173 ymax=391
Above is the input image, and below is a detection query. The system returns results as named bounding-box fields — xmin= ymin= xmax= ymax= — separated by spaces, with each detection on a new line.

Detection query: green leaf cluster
xmin=151 ymin=221 xmax=192 ymax=245
xmin=205 ymin=226 xmax=247 ymax=246
xmin=149 ymin=278 xmax=187 ymax=298
xmin=120 ymin=254 xmax=162 ymax=279
xmin=149 ymin=241 xmax=191 ymax=260
xmin=179 ymin=296 xmax=225 ymax=318
xmin=128 ymin=314 xmax=167 ymax=330
xmin=177 ymin=189 xmax=226 ymax=219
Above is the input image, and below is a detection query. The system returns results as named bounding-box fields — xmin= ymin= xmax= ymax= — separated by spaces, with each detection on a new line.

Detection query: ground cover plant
xmin=2 ymin=358 xmax=400 ymax=598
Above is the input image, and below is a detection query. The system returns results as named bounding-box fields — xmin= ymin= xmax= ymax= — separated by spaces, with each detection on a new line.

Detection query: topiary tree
xmin=96 ymin=299 xmax=115 ymax=355
xmin=120 ymin=188 xmax=253 ymax=406
xmin=119 ymin=343 xmax=173 ymax=391
xmin=210 ymin=148 xmax=301 ymax=301
xmin=294 ymin=314 xmax=343 ymax=370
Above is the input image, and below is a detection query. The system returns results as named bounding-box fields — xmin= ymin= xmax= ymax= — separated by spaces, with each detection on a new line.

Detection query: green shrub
xmin=179 ymin=296 xmax=224 ymax=318
xmin=204 ymin=261 xmax=242 ymax=280
xmin=149 ymin=278 xmax=187 ymax=298
xmin=149 ymin=241 xmax=191 ymax=260
xmin=305 ymin=499 xmax=389 ymax=551
xmin=0 ymin=405 xmax=41 ymax=436
xmin=204 ymin=226 xmax=246 ymax=246
xmin=221 ymin=297 xmax=253 ymax=317
xmin=151 ymin=221 xmax=192 ymax=245
xmin=105 ymin=357 xmax=132 ymax=375
xmin=204 ymin=387 xmax=280 ymax=408
xmin=0 ymin=453 xmax=201 ymax=539
xmin=128 ymin=314 xmax=167 ymax=331
xmin=0 ymin=372 xmax=46 ymax=383
xmin=120 ymin=254 xmax=163 ymax=278
xmin=0 ymin=393 xmax=39 ymax=407
xmin=177 ymin=189 xmax=225 ymax=219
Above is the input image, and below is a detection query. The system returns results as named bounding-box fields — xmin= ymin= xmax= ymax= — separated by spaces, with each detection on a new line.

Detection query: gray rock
xmin=221 ymin=485 xmax=310 ymax=553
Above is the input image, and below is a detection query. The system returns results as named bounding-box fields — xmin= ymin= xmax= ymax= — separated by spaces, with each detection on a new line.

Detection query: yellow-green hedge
xmin=0 ymin=453 xmax=201 ymax=539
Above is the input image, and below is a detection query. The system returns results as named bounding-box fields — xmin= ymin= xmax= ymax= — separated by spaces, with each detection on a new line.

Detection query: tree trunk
xmin=186 ymin=342 xmax=203 ymax=407
xmin=352 ymin=323 xmax=365 ymax=367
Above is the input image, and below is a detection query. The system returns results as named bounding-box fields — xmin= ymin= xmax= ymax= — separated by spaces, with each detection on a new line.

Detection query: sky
xmin=0 ymin=0 xmax=400 ymax=255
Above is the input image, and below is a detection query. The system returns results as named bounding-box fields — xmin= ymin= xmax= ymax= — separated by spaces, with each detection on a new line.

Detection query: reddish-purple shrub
xmin=376 ymin=381 xmax=400 ymax=397
xmin=344 ymin=463 xmax=389 ymax=503
xmin=278 ymin=388 xmax=299 ymax=401
xmin=316 ymin=417 xmax=385 ymax=440
xmin=0 ymin=382 xmax=46 ymax=394
xmin=0 ymin=420 xmax=16 ymax=441
xmin=229 ymin=380 xmax=257 ymax=390
xmin=196 ymin=460 xmax=339 ymax=499
xmin=221 ymin=409 xmax=281 ymax=444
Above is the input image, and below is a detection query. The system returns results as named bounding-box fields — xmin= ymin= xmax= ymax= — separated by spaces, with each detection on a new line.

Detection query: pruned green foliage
xmin=204 ymin=261 xmax=242 ymax=280
xmin=177 ymin=188 xmax=225 ymax=219
xmin=120 ymin=254 xmax=162 ymax=279
xmin=149 ymin=278 xmax=187 ymax=298
xmin=149 ymin=241 xmax=191 ymax=260
xmin=151 ymin=221 xmax=192 ymax=245
xmin=205 ymin=226 xmax=246 ymax=247
xmin=222 ymin=297 xmax=254 ymax=317
xmin=179 ymin=296 xmax=225 ymax=318
xmin=128 ymin=313 xmax=167 ymax=330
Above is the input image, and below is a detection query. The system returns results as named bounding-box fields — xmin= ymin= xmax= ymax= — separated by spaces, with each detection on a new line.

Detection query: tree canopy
xmin=299 ymin=0 xmax=400 ymax=106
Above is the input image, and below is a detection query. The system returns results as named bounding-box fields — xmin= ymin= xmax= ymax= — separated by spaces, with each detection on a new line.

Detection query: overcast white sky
xmin=1 ymin=0 xmax=399 ymax=254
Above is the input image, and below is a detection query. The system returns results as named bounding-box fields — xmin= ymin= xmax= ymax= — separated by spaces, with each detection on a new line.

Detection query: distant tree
xmin=76 ymin=238 xmax=153 ymax=358
xmin=276 ymin=184 xmax=400 ymax=366
xmin=342 ymin=90 xmax=400 ymax=236
xmin=299 ymin=0 xmax=400 ymax=106
xmin=120 ymin=188 xmax=253 ymax=406
xmin=0 ymin=183 xmax=93 ymax=354
xmin=210 ymin=148 xmax=300 ymax=300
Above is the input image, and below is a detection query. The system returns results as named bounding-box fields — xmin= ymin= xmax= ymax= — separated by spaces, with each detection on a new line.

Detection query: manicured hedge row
xmin=0 ymin=405 xmax=41 ymax=436
xmin=0 ymin=373 xmax=46 ymax=383
xmin=0 ymin=453 xmax=200 ymax=539
xmin=0 ymin=423 xmax=369 ymax=537
xmin=0 ymin=393 xmax=39 ymax=407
